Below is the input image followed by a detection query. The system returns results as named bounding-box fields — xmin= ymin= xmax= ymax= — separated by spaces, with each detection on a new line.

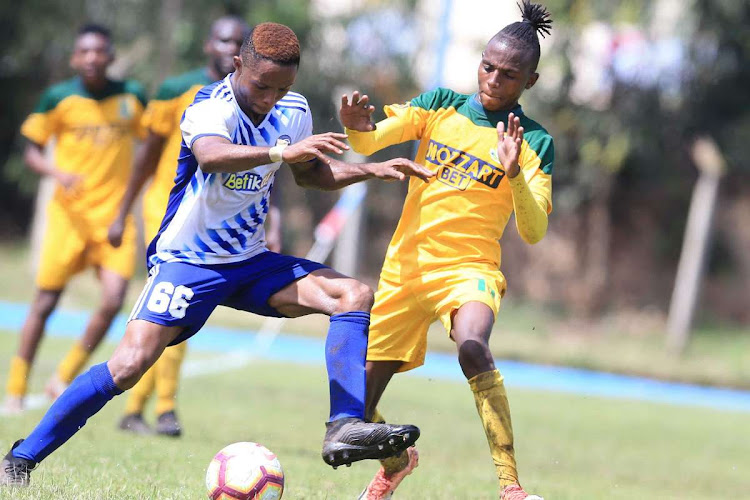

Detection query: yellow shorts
xmin=143 ymin=211 xmax=162 ymax=247
xmin=36 ymin=202 xmax=137 ymax=290
xmin=142 ymin=187 xmax=169 ymax=245
xmin=367 ymin=267 xmax=506 ymax=372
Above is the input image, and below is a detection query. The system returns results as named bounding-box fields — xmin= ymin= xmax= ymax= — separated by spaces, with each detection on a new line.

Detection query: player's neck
xmin=79 ymin=75 xmax=109 ymax=94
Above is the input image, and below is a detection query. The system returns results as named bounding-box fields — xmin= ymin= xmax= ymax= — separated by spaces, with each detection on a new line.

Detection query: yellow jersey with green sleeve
xmin=20 ymin=77 xmax=147 ymax=227
xmin=141 ymin=68 xmax=213 ymax=238
xmin=355 ymin=88 xmax=554 ymax=282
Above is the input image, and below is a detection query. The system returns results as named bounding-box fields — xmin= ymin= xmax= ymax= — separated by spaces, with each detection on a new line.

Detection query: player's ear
xmin=233 ymin=55 xmax=242 ymax=74
xmin=525 ymin=72 xmax=539 ymax=90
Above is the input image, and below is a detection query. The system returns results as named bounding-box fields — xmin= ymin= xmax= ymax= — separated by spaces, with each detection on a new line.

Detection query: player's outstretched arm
xmin=289 ymin=156 xmax=433 ymax=191
xmin=498 ymin=113 xmax=549 ymax=244
xmin=192 ymin=133 xmax=350 ymax=174
xmin=108 ymin=132 xmax=165 ymax=247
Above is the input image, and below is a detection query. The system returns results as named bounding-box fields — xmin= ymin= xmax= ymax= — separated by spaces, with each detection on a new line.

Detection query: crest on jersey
xmin=119 ymin=96 xmax=133 ymax=119
xmin=276 ymin=135 xmax=291 ymax=146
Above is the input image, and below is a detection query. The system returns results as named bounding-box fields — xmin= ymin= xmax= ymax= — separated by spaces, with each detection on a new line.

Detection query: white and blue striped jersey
xmin=146 ymin=74 xmax=312 ymax=267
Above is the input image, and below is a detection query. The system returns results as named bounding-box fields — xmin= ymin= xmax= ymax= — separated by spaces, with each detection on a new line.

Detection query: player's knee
xmin=99 ymin=294 xmax=126 ymax=318
xmin=335 ymin=280 xmax=374 ymax=313
xmin=30 ymin=296 xmax=58 ymax=320
xmin=109 ymin=350 xmax=152 ymax=390
xmin=457 ymin=339 xmax=494 ymax=375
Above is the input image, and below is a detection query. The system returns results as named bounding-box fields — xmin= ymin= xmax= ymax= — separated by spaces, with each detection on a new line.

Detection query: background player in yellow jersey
xmin=3 ymin=24 xmax=146 ymax=413
xmin=340 ymin=2 xmax=553 ymax=499
xmin=107 ymin=16 xmax=256 ymax=438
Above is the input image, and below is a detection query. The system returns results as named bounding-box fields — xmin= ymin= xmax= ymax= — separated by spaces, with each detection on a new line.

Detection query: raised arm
xmin=108 ymin=132 xmax=165 ymax=247
xmin=339 ymin=91 xmax=408 ymax=156
xmin=497 ymin=113 xmax=549 ymax=245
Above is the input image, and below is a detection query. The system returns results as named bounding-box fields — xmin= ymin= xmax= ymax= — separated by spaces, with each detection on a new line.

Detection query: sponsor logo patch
xmin=425 ymin=139 xmax=505 ymax=191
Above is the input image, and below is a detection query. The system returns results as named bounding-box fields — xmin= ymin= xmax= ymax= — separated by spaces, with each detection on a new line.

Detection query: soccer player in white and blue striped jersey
xmin=2 ymin=22 xmax=434 ymax=487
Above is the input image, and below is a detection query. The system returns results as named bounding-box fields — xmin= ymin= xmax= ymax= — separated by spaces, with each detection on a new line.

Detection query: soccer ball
xmin=205 ymin=442 xmax=285 ymax=500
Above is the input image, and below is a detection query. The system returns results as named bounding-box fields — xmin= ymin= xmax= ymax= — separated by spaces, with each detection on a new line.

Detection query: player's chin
xmin=480 ymin=93 xmax=510 ymax=112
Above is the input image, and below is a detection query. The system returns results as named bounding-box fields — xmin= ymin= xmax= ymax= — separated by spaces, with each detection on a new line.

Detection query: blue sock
xmin=326 ymin=311 xmax=369 ymax=421
xmin=13 ymin=362 xmax=123 ymax=463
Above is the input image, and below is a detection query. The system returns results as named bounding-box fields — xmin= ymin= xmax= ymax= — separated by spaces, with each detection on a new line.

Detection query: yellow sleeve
xmin=509 ymin=173 xmax=549 ymax=245
xmin=20 ymin=110 xmax=59 ymax=146
xmin=129 ymin=98 xmax=146 ymax=140
xmin=142 ymin=98 xmax=178 ymax=139
xmin=508 ymin=142 xmax=553 ymax=244
xmin=519 ymin=142 xmax=553 ymax=214
xmin=345 ymin=101 xmax=430 ymax=155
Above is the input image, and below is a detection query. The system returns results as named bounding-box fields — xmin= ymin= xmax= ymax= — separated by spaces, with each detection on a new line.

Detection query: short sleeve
xmin=294 ymin=107 xmax=313 ymax=144
xmin=20 ymin=89 xmax=61 ymax=146
xmin=180 ymin=98 xmax=235 ymax=149
xmin=142 ymin=99 xmax=178 ymax=138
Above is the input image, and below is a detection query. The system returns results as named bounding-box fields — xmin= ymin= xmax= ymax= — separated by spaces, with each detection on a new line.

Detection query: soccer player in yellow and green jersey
xmin=106 ymin=16 xmax=251 ymax=437
xmin=341 ymin=2 xmax=553 ymax=499
xmin=3 ymin=24 xmax=146 ymax=414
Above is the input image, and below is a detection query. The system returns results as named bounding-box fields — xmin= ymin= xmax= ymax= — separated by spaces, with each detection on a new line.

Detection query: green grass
xmin=1 ymin=332 xmax=749 ymax=499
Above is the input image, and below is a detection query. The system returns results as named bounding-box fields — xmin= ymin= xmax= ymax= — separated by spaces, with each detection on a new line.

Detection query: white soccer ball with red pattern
xmin=205 ymin=442 xmax=284 ymax=500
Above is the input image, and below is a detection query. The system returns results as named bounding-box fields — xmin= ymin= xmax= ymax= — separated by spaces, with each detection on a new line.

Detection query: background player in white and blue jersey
xmin=1 ymin=22 xmax=435 ymax=486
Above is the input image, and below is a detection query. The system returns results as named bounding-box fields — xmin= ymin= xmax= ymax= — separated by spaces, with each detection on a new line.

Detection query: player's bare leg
xmin=269 ymin=269 xmax=420 ymax=468
xmin=47 ymin=269 xmax=128 ymax=399
xmin=1 ymin=320 xmax=181 ymax=487
xmin=3 ymin=289 xmax=62 ymax=413
xmin=451 ymin=301 xmax=542 ymax=500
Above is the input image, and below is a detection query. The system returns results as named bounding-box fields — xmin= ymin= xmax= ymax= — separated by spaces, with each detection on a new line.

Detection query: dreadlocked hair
xmin=241 ymin=22 xmax=300 ymax=66
xmin=493 ymin=1 xmax=553 ymax=70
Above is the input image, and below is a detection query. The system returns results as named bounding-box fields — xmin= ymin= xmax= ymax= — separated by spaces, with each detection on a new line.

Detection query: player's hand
xmin=107 ymin=218 xmax=125 ymax=248
xmin=370 ymin=158 xmax=434 ymax=183
xmin=339 ymin=91 xmax=376 ymax=132
xmin=282 ymin=132 xmax=350 ymax=164
xmin=496 ymin=113 xmax=524 ymax=178
xmin=55 ymin=171 xmax=84 ymax=193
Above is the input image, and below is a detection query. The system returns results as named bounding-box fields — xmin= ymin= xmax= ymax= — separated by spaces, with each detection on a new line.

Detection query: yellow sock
xmin=6 ymin=356 xmax=30 ymax=397
xmin=124 ymin=365 xmax=156 ymax=415
xmin=57 ymin=342 xmax=91 ymax=384
xmin=371 ymin=408 xmax=410 ymax=474
xmin=371 ymin=408 xmax=386 ymax=423
xmin=469 ymin=369 xmax=518 ymax=488
xmin=155 ymin=343 xmax=187 ymax=415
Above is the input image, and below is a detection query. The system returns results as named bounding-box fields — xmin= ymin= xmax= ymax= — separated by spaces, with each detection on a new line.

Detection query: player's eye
xmin=483 ymin=65 xmax=493 ymax=72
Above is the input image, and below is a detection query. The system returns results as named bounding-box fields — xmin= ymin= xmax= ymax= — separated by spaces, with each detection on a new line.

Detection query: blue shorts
xmin=128 ymin=251 xmax=327 ymax=345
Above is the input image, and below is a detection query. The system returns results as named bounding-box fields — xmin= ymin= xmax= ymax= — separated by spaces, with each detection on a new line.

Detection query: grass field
xmin=1 ymin=331 xmax=749 ymax=499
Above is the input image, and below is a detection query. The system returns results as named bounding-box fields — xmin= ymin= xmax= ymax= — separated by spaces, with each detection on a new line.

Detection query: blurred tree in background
xmin=501 ymin=0 xmax=750 ymax=323
xmin=0 ymin=0 xmax=747 ymax=326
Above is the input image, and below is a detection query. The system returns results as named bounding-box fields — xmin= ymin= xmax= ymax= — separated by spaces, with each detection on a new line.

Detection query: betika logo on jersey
xmin=425 ymin=140 xmax=505 ymax=191
xmin=224 ymin=172 xmax=264 ymax=192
